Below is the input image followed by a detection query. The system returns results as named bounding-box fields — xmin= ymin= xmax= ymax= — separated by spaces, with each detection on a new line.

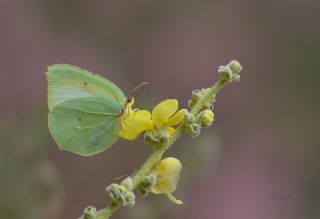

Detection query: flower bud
xmin=184 ymin=112 xmax=201 ymax=137
xmin=106 ymin=183 xmax=136 ymax=207
xmin=80 ymin=206 xmax=97 ymax=219
xmin=159 ymin=132 xmax=171 ymax=144
xmin=184 ymin=112 xmax=196 ymax=123
xmin=144 ymin=130 xmax=161 ymax=148
xmin=124 ymin=191 xmax=136 ymax=208
xmin=138 ymin=175 xmax=157 ymax=197
xmin=228 ymin=60 xmax=242 ymax=75
xmin=218 ymin=60 xmax=242 ymax=82
xmin=197 ymin=109 xmax=214 ymax=128
xmin=188 ymin=89 xmax=215 ymax=110
xmin=186 ymin=123 xmax=202 ymax=137
xmin=188 ymin=90 xmax=202 ymax=108
xmin=121 ymin=177 xmax=133 ymax=190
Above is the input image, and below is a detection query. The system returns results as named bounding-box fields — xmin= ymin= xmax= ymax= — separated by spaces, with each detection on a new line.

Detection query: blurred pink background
xmin=1 ymin=0 xmax=319 ymax=219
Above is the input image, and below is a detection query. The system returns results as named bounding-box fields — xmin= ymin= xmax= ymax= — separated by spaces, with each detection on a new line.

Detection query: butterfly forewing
xmin=46 ymin=64 xmax=126 ymax=111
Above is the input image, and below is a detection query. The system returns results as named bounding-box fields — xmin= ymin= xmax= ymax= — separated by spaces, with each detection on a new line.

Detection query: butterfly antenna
xmin=147 ymin=85 xmax=151 ymax=111
xmin=114 ymin=175 xmax=129 ymax=181
xmin=127 ymin=82 xmax=150 ymax=102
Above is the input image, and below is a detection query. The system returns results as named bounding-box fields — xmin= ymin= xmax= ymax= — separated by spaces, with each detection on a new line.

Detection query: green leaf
xmin=48 ymin=97 xmax=122 ymax=156
xmin=46 ymin=64 xmax=126 ymax=111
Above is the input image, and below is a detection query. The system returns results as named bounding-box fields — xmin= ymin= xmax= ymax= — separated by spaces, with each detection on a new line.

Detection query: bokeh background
xmin=1 ymin=0 xmax=319 ymax=218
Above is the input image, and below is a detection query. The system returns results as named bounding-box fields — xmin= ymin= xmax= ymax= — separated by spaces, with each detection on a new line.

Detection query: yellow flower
xmin=152 ymin=99 xmax=187 ymax=135
xmin=118 ymin=99 xmax=187 ymax=140
xmin=118 ymin=98 xmax=153 ymax=140
xmin=150 ymin=157 xmax=183 ymax=204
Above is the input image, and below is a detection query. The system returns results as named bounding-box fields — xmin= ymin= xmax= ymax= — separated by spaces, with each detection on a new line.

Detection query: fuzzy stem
xmin=95 ymin=78 xmax=229 ymax=219
xmin=97 ymin=201 xmax=121 ymax=219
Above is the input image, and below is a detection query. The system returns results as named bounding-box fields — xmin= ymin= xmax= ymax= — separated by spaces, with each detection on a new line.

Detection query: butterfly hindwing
xmin=48 ymin=97 xmax=122 ymax=156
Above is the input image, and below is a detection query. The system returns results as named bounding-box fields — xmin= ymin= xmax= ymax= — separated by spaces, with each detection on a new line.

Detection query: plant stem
xmin=97 ymin=201 xmax=121 ymax=218
xmin=96 ymin=78 xmax=229 ymax=219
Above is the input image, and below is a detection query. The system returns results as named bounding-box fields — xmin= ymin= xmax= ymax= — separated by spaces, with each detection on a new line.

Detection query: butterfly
xmin=46 ymin=64 xmax=147 ymax=156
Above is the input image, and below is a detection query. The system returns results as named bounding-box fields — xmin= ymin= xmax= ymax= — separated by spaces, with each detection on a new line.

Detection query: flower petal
xmin=153 ymin=157 xmax=182 ymax=176
xmin=152 ymin=99 xmax=178 ymax=128
xmin=151 ymin=181 xmax=183 ymax=204
xmin=166 ymin=109 xmax=188 ymax=127
xmin=118 ymin=110 xmax=153 ymax=140
xmin=166 ymin=127 xmax=175 ymax=135
xmin=164 ymin=192 xmax=183 ymax=205
xmin=150 ymin=184 xmax=162 ymax=194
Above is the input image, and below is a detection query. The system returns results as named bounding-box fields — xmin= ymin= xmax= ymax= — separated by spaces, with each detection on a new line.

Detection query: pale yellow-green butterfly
xmin=46 ymin=64 xmax=147 ymax=156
